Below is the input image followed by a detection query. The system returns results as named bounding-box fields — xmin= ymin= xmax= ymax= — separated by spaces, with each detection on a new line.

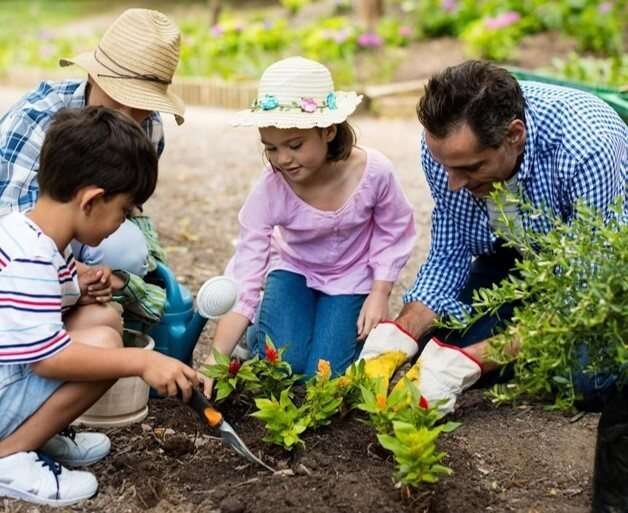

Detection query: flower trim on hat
xmin=252 ymin=92 xmax=338 ymax=113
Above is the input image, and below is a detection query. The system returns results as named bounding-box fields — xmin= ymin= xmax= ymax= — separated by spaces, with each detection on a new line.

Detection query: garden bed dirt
xmin=0 ymin=90 xmax=600 ymax=513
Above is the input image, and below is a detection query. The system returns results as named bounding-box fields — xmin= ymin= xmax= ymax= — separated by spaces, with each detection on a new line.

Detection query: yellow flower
xmin=317 ymin=359 xmax=331 ymax=380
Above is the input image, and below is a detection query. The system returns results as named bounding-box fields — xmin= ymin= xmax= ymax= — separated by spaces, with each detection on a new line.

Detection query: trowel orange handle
xmin=185 ymin=388 xmax=224 ymax=428
xmin=202 ymin=405 xmax=223 ymax=428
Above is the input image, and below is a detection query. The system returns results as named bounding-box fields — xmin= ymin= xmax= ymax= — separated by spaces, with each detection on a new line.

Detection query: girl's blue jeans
xmin=430 ymin=241 xmax=617 ymax=411
xmin=246 ymin=270 xmax=367 ymax=378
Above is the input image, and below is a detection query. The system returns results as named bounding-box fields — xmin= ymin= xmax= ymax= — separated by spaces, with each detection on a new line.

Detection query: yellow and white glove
xmin=357 ymin=321 xmax=419 ymax=389
xmin=394 ymin=338 xmax=482 ymax=414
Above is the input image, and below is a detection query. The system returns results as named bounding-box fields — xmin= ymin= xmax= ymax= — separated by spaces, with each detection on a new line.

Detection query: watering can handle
xmin=153 ymin=261 xmax=183 ymax=305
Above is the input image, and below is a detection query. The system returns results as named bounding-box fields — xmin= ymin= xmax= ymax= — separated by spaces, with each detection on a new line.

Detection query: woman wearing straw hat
xmin=0 ymin=8 xmax=185 ymax=325
xmin=199 ymin=57 xmax=416 ymax=396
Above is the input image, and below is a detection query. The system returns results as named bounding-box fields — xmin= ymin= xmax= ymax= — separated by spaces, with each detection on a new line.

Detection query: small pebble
xmin=220 ymin=496 xmax=245 ymax=513
xmin=295 ymin=463 xmax=311 ymax=476
xmin=273 ymin=469 xmax=295 ymax=478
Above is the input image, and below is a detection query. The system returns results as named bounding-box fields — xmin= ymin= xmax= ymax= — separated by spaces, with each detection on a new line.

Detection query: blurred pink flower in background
xmin=357 ymin=32 xmax=383 ymax=48
xmin=598 ymin=2 xmax=612 ymax=13
xmin=441 ymin=0 xmax=458 ymax=13
xmin=330 ymin=27 xmax=351 ymax=44
xmin=210 ymin=24 xmax=224 ymax=37
xmin=399 ymin=26 xmax=413 ymax=37
xmin=485 ymin=11 xmax=521 ymax=30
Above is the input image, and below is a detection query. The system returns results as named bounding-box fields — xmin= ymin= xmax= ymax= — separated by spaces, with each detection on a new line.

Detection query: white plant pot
xmin=73 ymin=329 xmax=154 ymax=428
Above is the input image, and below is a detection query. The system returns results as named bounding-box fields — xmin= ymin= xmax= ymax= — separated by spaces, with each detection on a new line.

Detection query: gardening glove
xmin=357 ymin=321 xmax=418 ymax=389
xmin=393 ymin=338 xmax=482 ymax=415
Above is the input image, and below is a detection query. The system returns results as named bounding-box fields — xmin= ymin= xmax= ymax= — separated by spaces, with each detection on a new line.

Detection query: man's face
xmin=87 ymin=80 xmax=151 ymax=124
xmin=425 ymin=121 xmax=525 ymax=198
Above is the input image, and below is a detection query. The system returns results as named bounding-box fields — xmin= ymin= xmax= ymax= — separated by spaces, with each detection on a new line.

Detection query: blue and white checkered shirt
xmin=0 ymin=80 xmax=165 ymax=216
xmin=404 ymin=81 xmax=627 ymax=320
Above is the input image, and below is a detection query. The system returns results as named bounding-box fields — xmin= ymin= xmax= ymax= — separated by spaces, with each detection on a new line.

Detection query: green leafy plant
xmin=378 ymin=421 xmax=454 ymax=487
xmin=201 ymin=349 xmax=260 ymax=402
xmin=300 ymin=360 xmax=345 ymax=429
xmin=547 ymin=53 xmax=628 ymax=89
xmin=247 ymin=337 xmax=300 ymax=399
xmin=447 ymin=192 xmax=627 ymax=410
xmin=280 ymin=0 xmax=311 ymax=16
xmin=251 ymin=388 xmax=308 ymax=449
xmin=461 ymin=11 xmax=525 ymax=61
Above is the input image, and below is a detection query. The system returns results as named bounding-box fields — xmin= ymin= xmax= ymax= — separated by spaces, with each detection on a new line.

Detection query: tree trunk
xmin=355 ymin=0 xmax=384 ymax=32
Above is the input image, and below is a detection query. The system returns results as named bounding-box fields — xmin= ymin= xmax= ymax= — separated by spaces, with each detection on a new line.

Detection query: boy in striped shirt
xmin=0 ymin=107 xmax=197 ymax=507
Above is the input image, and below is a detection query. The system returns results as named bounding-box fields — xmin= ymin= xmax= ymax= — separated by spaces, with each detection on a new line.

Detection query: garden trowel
xmin=185 ymin=388 xmax=275 ymax=472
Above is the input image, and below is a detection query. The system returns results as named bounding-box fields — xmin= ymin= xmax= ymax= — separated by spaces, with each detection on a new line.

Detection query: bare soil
xmin=0 ymin=95 xmax=600 ymax=513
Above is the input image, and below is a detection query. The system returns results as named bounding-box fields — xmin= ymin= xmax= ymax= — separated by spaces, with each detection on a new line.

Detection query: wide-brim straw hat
xmin=233 ymin=56 xmax=362 ymax=129
xmin=60 ymin=8 xmax=185 ymax=125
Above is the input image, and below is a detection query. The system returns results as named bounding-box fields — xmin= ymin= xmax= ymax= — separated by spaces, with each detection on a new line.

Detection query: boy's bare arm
xmin=32 ymin=343 xmax=197 ymax=398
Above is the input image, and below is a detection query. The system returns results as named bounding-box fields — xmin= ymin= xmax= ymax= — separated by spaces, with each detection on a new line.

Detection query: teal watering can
xmin=146 ymin=262 xmax=238 ymax=365
xmin=147 ymin=262 xmax=208 ymax=365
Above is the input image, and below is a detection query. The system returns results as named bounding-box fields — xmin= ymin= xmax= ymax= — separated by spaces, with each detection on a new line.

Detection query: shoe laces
xmin=59 ymin=426 xmax=78 ymax=444
xmin=35 ymin=451 xmax=62 ymax=500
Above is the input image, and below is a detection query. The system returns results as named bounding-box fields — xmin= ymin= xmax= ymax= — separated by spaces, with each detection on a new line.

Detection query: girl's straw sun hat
xmin=60 ymin=8 xmax=185 ymax=125
xmin=233 ymin=57 xmax=362 ymax=129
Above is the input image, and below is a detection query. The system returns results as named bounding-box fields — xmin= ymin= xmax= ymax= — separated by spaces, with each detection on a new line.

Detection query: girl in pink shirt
xmin=200 ymin=57 xmax=415 ymax=392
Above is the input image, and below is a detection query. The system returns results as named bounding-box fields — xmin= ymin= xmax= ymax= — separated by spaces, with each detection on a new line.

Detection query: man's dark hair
xmin=38 ymin=106 xmax=158 ymax=206
xmin=326 ymin=121 xmax=357 ymax=161
xmin=417 ymin=60 xmax=525 ymax=149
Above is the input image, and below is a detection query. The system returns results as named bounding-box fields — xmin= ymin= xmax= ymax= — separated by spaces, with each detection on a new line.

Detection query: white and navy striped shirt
xmin=0 ymin=212 xmax=79 ymax=364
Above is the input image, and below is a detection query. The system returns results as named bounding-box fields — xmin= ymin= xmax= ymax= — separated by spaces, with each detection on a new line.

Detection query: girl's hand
xmin=357 ymin=290 xmax=390 ymax=341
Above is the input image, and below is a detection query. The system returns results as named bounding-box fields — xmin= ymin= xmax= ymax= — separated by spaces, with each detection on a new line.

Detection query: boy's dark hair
xmin=38 ymin=106 xmax=158 ymax=206
xmin=326 ymin=121 xmax=357 ymax=161
xmin=417 ymin=60 xmax=525 ymax=149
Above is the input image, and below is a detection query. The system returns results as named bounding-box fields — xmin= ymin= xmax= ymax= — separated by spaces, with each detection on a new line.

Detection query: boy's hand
xmin=198 ymin=352 xmax=217 ymax=399
xmin=357 ymin=290 xmax=389 ymax=340
xmin=142 ymin=352 xmax=198 ymax=401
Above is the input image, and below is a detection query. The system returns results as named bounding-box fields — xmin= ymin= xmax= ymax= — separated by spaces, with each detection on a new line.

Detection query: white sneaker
xmin=0 ymin=451 xmax=97 ymax=506
xmin=41 ymin=428 xmax=111 ymax=466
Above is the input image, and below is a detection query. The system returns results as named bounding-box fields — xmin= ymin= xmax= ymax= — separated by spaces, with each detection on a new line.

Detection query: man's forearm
xmin=395 ymin=301 xmax=438 ymax=340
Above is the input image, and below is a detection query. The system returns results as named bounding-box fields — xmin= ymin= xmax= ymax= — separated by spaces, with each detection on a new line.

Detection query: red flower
xmin=228 ymin=358 xmax=241 ymax=377
xmin=264 ymin=341 xmax=279 ymax=364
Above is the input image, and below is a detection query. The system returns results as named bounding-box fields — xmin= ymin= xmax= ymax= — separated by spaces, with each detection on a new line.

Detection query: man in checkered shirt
xmin=357 ymin=60 xmax=626 ymax=414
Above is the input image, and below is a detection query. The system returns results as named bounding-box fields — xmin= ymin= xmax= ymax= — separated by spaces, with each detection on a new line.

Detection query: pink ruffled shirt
xmin=226 ymin=147 xmax=416 ymax=322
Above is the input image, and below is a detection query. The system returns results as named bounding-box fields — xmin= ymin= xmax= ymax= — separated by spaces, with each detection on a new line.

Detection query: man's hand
xmin=142 ymin=352 xmax=198 ymax=401
xmin=357 ymin=290 xmax=389 ymax=340
xmin=394 ymin=338 xmax=482 ymax=414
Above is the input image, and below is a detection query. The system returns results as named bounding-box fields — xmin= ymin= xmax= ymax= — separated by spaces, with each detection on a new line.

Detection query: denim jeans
xmin=429 ymin=241 xmax=617 ymax=409
xmin=246 ymin=270 xmax=367 ymax=378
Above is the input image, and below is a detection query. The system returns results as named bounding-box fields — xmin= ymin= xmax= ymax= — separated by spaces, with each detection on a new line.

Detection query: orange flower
xmin=317 ymin=359 xmax=331 ymax=380
xmin=376 ymin=393 xmax=387 ymax=410
xmin=336 ymin=376 xmax=351 ymax=388
xmin=264 ymin=340 xmax=279 ymax=364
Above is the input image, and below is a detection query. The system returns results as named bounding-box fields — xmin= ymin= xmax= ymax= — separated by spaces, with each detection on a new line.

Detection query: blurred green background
xmin=0 ymin=0 xmax=626 ymax=89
